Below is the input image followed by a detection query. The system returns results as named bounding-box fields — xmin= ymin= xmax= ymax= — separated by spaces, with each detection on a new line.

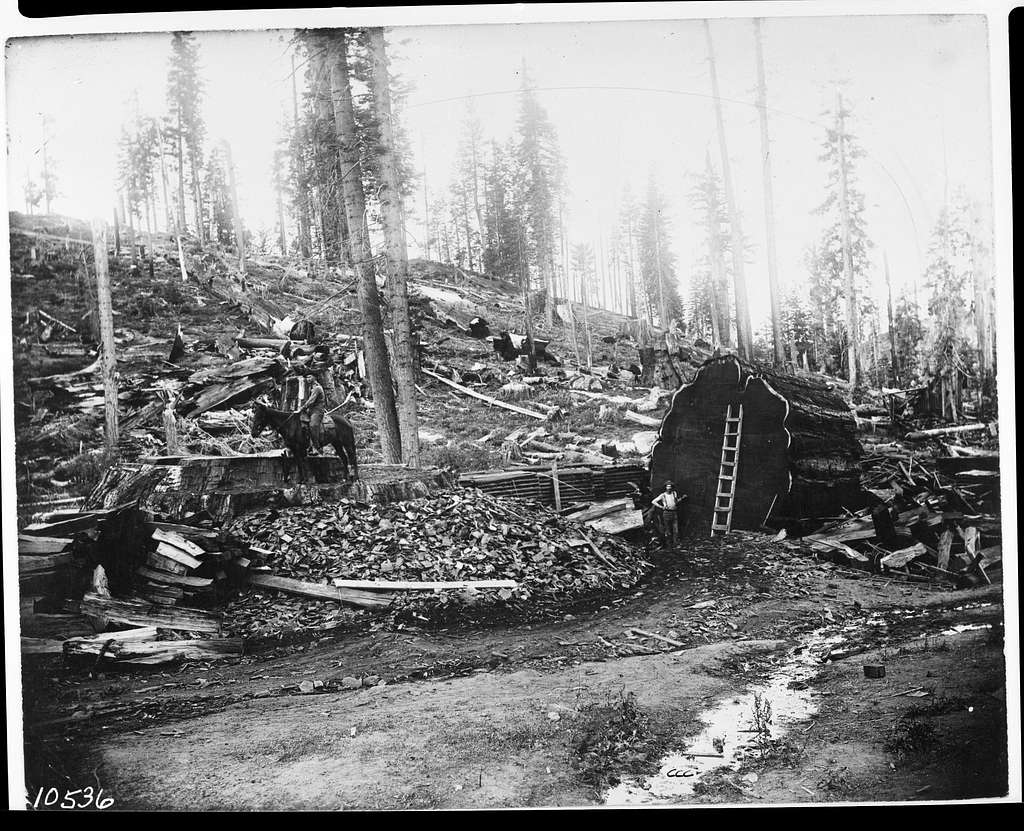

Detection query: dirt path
xmin=20 ymin=539 xmax=1009 ymax=808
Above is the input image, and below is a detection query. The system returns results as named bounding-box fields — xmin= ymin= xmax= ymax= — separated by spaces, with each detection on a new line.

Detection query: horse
xmin=250 ymin=401 xmax=359 ymax=484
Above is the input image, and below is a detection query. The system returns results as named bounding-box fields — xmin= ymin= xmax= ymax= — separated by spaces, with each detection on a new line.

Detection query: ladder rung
xmin=719 ymin=475 xmax=735 ymax=481
xmin=726 ymin=417 xmax=741 ymax=423
xmin=711 ymin=525 xmax=730 ymax=531
xmin=716 ymin=492 xmax=734 ymax=499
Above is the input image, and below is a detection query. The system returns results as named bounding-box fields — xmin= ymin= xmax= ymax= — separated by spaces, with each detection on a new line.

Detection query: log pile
xmin=793 ymin=442 xmax=1002 ymax=589
xmin=138 ymin=522 xmax=227 ymax=606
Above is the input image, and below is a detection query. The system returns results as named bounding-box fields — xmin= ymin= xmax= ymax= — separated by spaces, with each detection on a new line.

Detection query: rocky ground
xmin=19 ymin=529 xmax=1010 ymax=809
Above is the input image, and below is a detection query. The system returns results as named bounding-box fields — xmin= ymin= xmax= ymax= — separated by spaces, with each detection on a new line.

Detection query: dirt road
xmin=20 ymin=537 xmax=1010 ymax=808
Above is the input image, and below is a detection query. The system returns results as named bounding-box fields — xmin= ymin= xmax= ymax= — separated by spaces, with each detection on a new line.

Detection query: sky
xmin=4 ymin=12 xmax=995 ymax=328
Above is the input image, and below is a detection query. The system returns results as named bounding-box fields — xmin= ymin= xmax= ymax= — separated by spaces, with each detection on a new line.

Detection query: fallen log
xmin=249 ymin=572 xmax=395 ymax=609
xmin=630 ymin=627 xmax=685 ymax=648
xmin=22 ymin=637 xmax=66 ymax=655
xmin=79 ymin=592 xmax=222 ymax=634
xmin=64 ymin=636 xmax=243 ymax=663
xmin=422 ymin=368 xmax=547 ymax=420
xmin=904 ymin=423 xmax=990 ymax=441
xmin=331 ymin=578 xmax=517 ymax=591
xmin=144 ymin=521 xmax=219 ymax=539
xmin=624 ymin=410 xmax=661 ymax=428
xmin=563 ymin=498 xmax=634 ymax=523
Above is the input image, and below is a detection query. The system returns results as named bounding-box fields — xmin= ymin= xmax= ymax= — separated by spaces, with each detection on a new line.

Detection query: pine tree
xmin=637 ymin=175 xmax=683 ymax=329
xmin=167 ymin=32 xmax=207 ymax=243
xmin=482 ymin=140 xmax=518 ymax=282
xmin=513 ymin=64 xmax=563 ymax=319
xmin=812 ymin=96 xmax=874 ymax=383
xmin=892 ymin=289 xmax=924 ymax=384
xmin=690 ymin=154 xmax=732 ymax=347
xmin=203 ymin=145 xmax=234 ymax=246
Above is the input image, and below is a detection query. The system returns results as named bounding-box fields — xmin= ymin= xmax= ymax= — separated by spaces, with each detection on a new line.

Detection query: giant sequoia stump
xmin=649 ymin=356 xmax=864 ymax=531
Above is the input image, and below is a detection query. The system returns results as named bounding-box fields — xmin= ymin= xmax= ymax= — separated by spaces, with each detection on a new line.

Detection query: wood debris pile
xmin=794 ymin=436 xmax=1001 ymax=589
xmin=225 ymin=488 xmax=653 ymax=626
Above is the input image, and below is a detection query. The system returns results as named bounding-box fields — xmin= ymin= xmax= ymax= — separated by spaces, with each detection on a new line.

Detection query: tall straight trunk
xmin=626 ymin=216 xmax=638 ymax=319
xmin=91 ymin=219 xmax=119 ymax=453
xmin=327 ymin=31 xmax=402 ymax=463
xmin=469 ymin=137 xmax=485 ymax=271
xmin=837 ymin=91 xmax=858 ymax=389
xmin=518 ymin=235 xmax=538 ymax=373
xmin=653 ymin=221 xmax=669 ymax=329
xmin=159 ymin=149 xmax=173 ymax=232
xmin=884 ymin=251 xmax=898 ymax=385
xmin=222 ymin=141 xmax=246 ymax=275
xmin=292 ymin=52 xmax=313 ymax=260
xmin=311 ymin=43 xmax=339 ymax=261
xmin=580 ymin=265 xmax=593 ymax=368
xmin=42 ymin=131 xmax=51 ymax=214
xmin=704 ymin=153 xmax=731 ymax=348
xmin=189 ymin=146 xmax=204 ymax=246
xmin=175 ymin=111 xmax=187 ymax=235
xmin=705 ymin=19 xmax=753 ymax=360
xmin=276 ymin=180 xmax=288 ymax=255
xmin=461 ymin=189 xmax=475 ymax=271
xmin=422 ymin=160 xmax=432 ymax=260
xmin=754 ymin=18 xmax=786 ymax=367
xmin=112 ymin=203 xmax=121 ymax=256
xmin=144 ymin=193 xmax=154 ymax=276
xmin=369 ymin=27 xmax=421 ymax=468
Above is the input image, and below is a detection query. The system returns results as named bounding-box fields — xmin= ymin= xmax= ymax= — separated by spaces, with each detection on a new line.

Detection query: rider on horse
xmin=296 ymin=366 xmax=327 ymax=455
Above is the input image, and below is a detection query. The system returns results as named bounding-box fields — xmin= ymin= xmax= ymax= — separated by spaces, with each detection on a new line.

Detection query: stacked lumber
xmin=562 ymin=498 xmax=645 ymax=536
xmin=138 ymin=522 xmax=226 ymax=606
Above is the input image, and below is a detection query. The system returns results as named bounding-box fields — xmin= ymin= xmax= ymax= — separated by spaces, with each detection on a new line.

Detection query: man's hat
xmin=664 ymin=481 xmax=675 ymax=488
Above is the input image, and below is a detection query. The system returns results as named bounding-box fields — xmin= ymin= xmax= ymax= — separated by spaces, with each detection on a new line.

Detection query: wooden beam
xmin=152 ymin=529 xmax=206 ymax=559
xmin=20 ymin=553 xmax=73 ymax=574
xmin=624 ymin=410 xmax=661 ymax=428
xmin=64 ymin=636 xmax=243 ymax=663
xmin=249 ymin=572 xmax=395 ymax=609
xmin=92 ymin=218 xmax=119 ymax=452
xmin=331 ymin=578 xmax=517 ymax=591
xmin=136 ymin=566 xmax=213 ymax=588
xmin=422 ymin=368 xmax=547 ymax=420
xmin=18 ymin=535 xmax=72 ymax=554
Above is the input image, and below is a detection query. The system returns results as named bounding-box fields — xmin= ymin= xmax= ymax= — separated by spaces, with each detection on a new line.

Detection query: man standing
xmin=652 ymin=481 xmax=684 ymax=549
xmin=298 ymin=367 xmax=327 ymax=454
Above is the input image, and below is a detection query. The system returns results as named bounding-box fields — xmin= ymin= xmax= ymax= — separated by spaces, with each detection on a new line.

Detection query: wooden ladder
xmin=711 ymin=403 xmax=744 ymax=536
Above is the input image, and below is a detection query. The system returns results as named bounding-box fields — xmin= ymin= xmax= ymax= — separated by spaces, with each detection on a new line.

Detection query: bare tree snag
xmin=91 ymin=219 xmax=119 ymax=453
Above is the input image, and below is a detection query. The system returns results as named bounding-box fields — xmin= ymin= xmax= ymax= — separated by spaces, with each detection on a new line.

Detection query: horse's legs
xmin=332 ymin=441 xmax=349 ymax=480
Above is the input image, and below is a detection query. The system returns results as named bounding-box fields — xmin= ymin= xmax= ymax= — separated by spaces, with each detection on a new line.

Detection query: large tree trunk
xmin=704 ymin=152 xmax=730 ymax=348
xmin=754 ymin=19 xmax=786 ymax=368
xmin=311 ymin=43 xmax=340 ymax=262
xmin=368 ymin=27 xmax=421 ymax=468
xmin=884 ymin=251 xmax=898 ymax=385
xmin=837 ymin=91 xmax=858 ymax=390
xmin=92 ymin=220 xmax=119 ymax=454
xmin=189 ymin=146 xmax=204 ymax=247
xmin=223 ymin=140 xmax=246 ymax=275
xmin=653 ymin=220 xmax=669 ymax=329
xmin=327 ymin=31 xmax=402 ymax=464
xmin=159 ymin=147 xmax=173 ymax=232
xmin=705 ymin=19 xmax=753 ymax=361
xmin=291 ymin=52 xmax=313 ymax=260
xmin=176 ymin=110 xmax=187 ymax=236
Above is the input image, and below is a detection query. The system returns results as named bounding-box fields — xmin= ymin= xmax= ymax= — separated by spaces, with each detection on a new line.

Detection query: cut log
xmin=937 ymin=528 xmax=954 ymax=570
xmin=331 ymin=579 xmax=517 ymax=591
xmin=145 ymin=521 xmax=219 ymax=539
xmin=179 ymin=376 xmax=277 ymax=418
xmin=624 ymin=411 xmax=661 ymax=427
xmin=20 ymin=553 xmax=73 ymax=574
xmin=64 ymin=637 xmax=244 ymax=664
xmin=154 ymin=540 xmax=203 ymax=570
xmin=904 ymin=423 xmax=990 ymax=441
xmin=136 ymin=566 xmax=213 ymax=588
xmin=151 ymin=528 xmax=206 ymax=558
xmin=880 ymin=542 xmax=927 ymax=569
xmin=249 ymin=572 xmax=395 ymax=609
xmin=18 ymin=535 xmax=73 ymax=554
xmin=146 ymin=551 xmax=190 ymax=575
xmin=79 ymin=592 xmax=222 ymax=634
xmin=187 ymin=356 xmax=284 ymax=385
xmin=422 ymin=368 xmax=547 ymax=420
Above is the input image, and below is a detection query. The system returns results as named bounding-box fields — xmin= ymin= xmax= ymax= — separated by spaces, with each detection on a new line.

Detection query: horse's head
xmin=251 ymin=401 xmax=268 ymax=437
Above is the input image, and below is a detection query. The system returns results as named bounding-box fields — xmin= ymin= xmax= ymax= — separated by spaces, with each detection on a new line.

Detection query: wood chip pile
xmin=226 ymin=488 xmax=653 ymax=625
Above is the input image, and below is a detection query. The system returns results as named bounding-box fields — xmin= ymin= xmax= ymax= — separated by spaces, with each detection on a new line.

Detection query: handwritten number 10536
xmin=29 ymin=787 xmax=114 ymax=810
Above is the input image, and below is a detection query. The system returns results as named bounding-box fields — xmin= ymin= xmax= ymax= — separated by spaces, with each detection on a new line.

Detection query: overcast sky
xmin=4 ymin=12 xmax=994 ymax=326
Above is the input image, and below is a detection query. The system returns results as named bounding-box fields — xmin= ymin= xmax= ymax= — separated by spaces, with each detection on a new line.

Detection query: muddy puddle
xmin=605 ymin=629 xmax=843 ymax=805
